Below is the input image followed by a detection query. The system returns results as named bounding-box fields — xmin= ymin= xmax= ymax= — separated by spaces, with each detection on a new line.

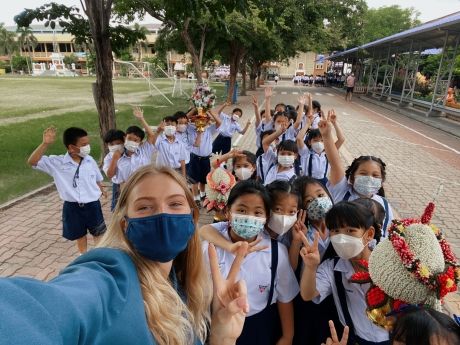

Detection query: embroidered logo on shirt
xmin=259 ymin=285 xmax=269 ymax=293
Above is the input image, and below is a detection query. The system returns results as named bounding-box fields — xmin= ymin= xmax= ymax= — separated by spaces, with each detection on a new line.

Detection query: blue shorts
xmin=212 ymin=134 xmax=232 ymax=155
xmin=111 ymin=183 xmax=120 ymax=211
xmin=187 ymin=153 xmax=211 ymax=184
xmin=62 ymin=200 xmax=106 ymax=240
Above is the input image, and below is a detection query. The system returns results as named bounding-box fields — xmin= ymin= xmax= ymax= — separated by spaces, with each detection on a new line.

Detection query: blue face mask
xmin=230 ymin=213 xmax=266 ymax=240
xmin=125 ymin=213 xmax=195 ymax=263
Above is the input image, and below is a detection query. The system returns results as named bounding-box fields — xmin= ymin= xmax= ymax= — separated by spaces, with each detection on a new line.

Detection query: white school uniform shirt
xmin=278 ymin=125 xmax=297 ymax=142
xmin=259 ymin=149 xmax=296 ymax=185
xmin=218 ymin=112 xmax=243 ymax=137
xmin=116 ymin=141 xmax=155 ymax=183
xmin=310 ymin=113 xmax=321 ymax=129
xmin=314 ymin=258 xmax=389 ymax=342
xmin=326 ymin=176 xmax=394 ymax=237
xmin=154 ymin=134 xmax=188 ymax=169
xmin=34 ymin=153 xmax=103 ymax=203
xmin=175 ymin=130 xmax=192 ymax=164
xmin=203 ymin=222 xmax=299 ymax=317
xmin=102 ymin=152 xmax=123 ymax=184
xmin=188 ymin=124 xmax=217 ymax=157
xmin=298 ymin=145 xmax=329 ymax=179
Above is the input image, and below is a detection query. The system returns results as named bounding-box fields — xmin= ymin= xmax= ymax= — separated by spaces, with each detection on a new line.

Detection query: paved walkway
xmin=1 ymin=83 xmax=460 ymax=313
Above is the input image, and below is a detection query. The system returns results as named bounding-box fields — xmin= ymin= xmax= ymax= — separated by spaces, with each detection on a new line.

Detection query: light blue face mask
xmin=230 ymin=213 xmax=266 ymax=239
xmin=353 ymin=175 xmax=382 ymax=196
xmin=307 ymin=196 xmax=333 ymax=221
xmin=125 ymin=213 xmax=195 ymax=263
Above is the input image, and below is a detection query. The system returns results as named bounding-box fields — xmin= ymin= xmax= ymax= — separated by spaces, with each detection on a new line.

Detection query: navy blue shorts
xmin=212 ymin=134 xmax=232 ymax=154
xmin=187 ymin=153 xmax=211 ymax=184
xmin=111 ymin=183 xmax=120 ymax=211
xmin=62 ymin=200 xmax=106 ymax=240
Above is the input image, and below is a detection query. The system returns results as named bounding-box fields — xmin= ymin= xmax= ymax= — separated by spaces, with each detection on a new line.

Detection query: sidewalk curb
xmin=0 ymin=183 xmax=56 ymax=211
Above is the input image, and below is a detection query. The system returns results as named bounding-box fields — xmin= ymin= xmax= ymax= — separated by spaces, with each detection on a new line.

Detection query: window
xmin=58 ymin=43 xmax=72 ymax=52
xmin=46 ymin=43 xmax=54 ymax=52
xmin=34 ymin=43 xmax=45 ymax=52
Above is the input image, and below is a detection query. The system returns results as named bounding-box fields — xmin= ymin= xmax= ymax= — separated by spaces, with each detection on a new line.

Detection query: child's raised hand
xmin=251 ymin=95 xmax=259 ymax=107
xmin=321 ymin=321 xmax=349 ymax=345
xmin=265 ymin=87 xmax=273 ymax=98
xmin=156 ymin=121 xmax=165 ymax=133
xmin=299 ymin=231 xmax=321 ymax=269
xmin=42 ymin=126 xmax=57 ymax=145
xmin=292 ymin=209 xmax=308 ymax=243
xmin=329 ymin=109 xmax=337 ymax=124
xmin=318 ymin=116 xmax=332 ymax=138
xmin=132 ymin=106 xmax=144 ymax=120
xmin=297 ymin=94 xmax=307 ymax=105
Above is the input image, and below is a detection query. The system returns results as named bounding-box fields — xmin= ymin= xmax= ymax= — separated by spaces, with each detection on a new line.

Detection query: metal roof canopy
xmin=328 ymin=11 xmax=460 ymax=60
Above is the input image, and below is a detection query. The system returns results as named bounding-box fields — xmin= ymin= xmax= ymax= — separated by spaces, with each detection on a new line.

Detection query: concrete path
xmin=1 ymin=82 xmax=460 ymax=313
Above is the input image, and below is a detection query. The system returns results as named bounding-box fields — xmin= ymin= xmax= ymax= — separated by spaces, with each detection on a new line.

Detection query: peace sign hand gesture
xmin=292 ymin=209 xmax=308 ymax=245
xmin=321 ymin=320 xmax=349 ymax=345
xmin=209 ymin=242 xmax=249 ymax=345
xmin=299 ymin=230 xmax=321 ymax=269
xmin=317 ymin=111 xmax=333 ymax=139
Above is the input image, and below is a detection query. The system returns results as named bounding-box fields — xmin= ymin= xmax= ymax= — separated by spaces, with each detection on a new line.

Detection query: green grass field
xmin=0 ymin=76 xmax=226 ymax=204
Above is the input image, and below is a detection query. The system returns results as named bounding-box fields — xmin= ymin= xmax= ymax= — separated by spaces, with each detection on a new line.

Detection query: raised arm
xmin=293 ymin=94 xmax=306 ymax=129
xmin=207 ymin=110 xmax=222 ymax=129
xmin=133 ymin=107 xmax=155 ymax=144
xmin=318 ymin=111 xmax=344 ymax=186
xmin=199 ymin=225 xmax=234 ymax=253
xmin=106 ymin=150 xmax=122 ymax=179
xmin=27 ymin=126 xmax=56 ymax=166
xmin=299 ymin=232 xmax=320 ymax=301
xmin=330 ymin=110 xmax=345 ymax=150
xmin=211 ymin=149 xmax=245 ymax=169
xmin=216 ymin=101 xmax=230 ymax=117
xmin=252 ymin=95 xmax=261 ymax=128
xmin=240 ymin=120 xmax=251 ymax=135
xmin=264 ymin=87 xmax=273 ymax=123
xmin=262 ymin=124 xmax=286 ymax=153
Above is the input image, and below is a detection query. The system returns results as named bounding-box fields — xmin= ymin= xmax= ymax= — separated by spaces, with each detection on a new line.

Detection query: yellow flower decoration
xmin=419 ymin=265 xmax=431 ymax=278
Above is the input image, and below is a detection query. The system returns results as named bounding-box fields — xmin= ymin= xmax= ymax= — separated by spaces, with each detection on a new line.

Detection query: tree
xmin=360 ymin=5 xmax=421 ymax=44
xmin=17 ymin=26 xmax=38 ymax=74
xmin=15 ymin=2 xmax=146 ymax=152
xmin=0 ymin=23 xmax=18 ymax=73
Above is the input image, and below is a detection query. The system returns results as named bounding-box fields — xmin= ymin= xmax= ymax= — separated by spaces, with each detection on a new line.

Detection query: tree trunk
xmin=227 ymin=42 xmax=243 ymax=104
xmin=180 ymin=17 xmax=203 ymax=83
xmin=249 ymin=61 xmax=258 ymax=90
xmin=199 ymin=25 xmax=206 ymax=68
xmin=84 ymin=0 xmax=116 ymax=156
xmin=240 ymin=56 xmax=247 ymax=96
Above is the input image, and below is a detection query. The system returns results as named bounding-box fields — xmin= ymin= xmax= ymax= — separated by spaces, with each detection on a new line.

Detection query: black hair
xmin=345 ymin=156 xmax=387 ymax=197
xmin=312 ymin=100 xmax=321 ymax=112
xmin=292 ymin=176 xmax=333 ymax=209
xmin=326 ymin=201 xmax=377 ymax=239
xmin=103 ymin=129 xmax=125 ymax=144
xmin=307 ymin=129 xmax=322 ymax=144
xmin=226 ymin=180 xmax=271 ymax=216
xmin=174 ymin=112 xmax=188 ymax=121
xmin=274 ymin=103 xmax=286 ymax=111
xmin=391 ymin=307 xmax=460 ymax=345
xmin=266 ymin=180 xmax=301 ymax=210
xmin=232 ymin=108 xmax=243 ymax=115
xmin=63 ymin=127 xmax=87 ymax=147
xmin=351 ymin=198 xmax=384 ymax=243
xmin=163 ymin=115 xmax=177 ymax=124
xmin=277 ymin=140 xmax=298 ymax=155
xmin=286 ymin=109 xmax=298 ymax=122
xmin=233 ymin=150 xmax=257 ymax=180
xmin=273 ymin=111 xmax=289 ymax=123
xmin=125 ymin=125 xmax=145 ymax=140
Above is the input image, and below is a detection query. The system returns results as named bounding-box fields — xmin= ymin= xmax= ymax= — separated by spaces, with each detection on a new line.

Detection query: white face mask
xmin=164 ymin=125 xmax=176 ymax=136
xmin=232 ymin=114 xmax=240 ymax=121
xmin=330 ymin=234 xmax=366 ymax=259
xmin=268 ymin=212 xmax=297 ymax=236
xmin=177 ymin=124 xmax=187 ymax=133
xmin=78 ymin=144 xmax=91 ymax=158
xmin=124 ymin=140 xmax=139 ymax=152
xmin=311 ymin=142 xmax=324 ymax=154
xmin=234 ymin=167 xmax=253 ymax=181
xmin=278 ymin=155 xmax=295 ymax=167
xmin=108 ymin=144 xmax=124 ymax=153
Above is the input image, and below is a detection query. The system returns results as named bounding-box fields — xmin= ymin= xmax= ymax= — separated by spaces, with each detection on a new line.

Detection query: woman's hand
xmin=209 ymin=243 xmax=249 ymax=345
xmin=321 ymin=320 xmax=349 ymax=345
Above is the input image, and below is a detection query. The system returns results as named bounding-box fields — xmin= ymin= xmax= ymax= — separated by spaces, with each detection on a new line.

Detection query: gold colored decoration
xmin=192 ymin=107 xmax=210 ymax=132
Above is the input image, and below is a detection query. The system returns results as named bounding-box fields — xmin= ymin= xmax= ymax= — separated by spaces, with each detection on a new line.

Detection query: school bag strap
xmin=333 ymin=257 xmax=357 ymax=343
xmin=381 ymin=197 xmax=390 ymax=237
xmin=343 ymin=191 xmax=351 ymax=201
xmin=266 ymin=238 xmax=279 ymax=309
xmin=257 ymin=156 xmax=264 ymax=183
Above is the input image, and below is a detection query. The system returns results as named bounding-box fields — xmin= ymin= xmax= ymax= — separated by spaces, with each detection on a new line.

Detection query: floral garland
xmin=388 ymin=203 xmax=460 ymax=299
xmin=203 ymin=168 xmax=236 ymax=212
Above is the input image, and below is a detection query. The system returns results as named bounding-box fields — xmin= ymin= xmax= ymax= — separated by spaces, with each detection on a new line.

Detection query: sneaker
xmin=195 ymin=200 xmax=202 ymax=208
xmin=200 ymin=194 xmax=206 ymax=201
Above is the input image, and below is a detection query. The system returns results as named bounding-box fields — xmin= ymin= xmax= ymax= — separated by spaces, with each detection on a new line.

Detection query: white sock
xmin=200 ymin=191 xmax=206 ymax=198
xmin=194 ymin=195 xmax=200 ymax=201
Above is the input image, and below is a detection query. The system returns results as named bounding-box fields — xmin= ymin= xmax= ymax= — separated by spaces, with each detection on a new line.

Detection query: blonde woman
xmin=0 ymin=166 xmax=249 ymax=345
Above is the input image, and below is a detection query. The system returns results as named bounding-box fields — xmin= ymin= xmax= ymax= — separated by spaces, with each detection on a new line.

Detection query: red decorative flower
xmin=392 ymin=299 xmax=407 ymax=312
xmin=437 ymin=266 xmax=457 ymax=298
xmin=350 ymin=271 xmax=371 ymax=283
xmin=366 ymin=285 xmax=387 ymax=308
xmin=421 ymin=202 xmax=435 ymax=224
xmin=216 ymin=181 xmax=230 ymax=195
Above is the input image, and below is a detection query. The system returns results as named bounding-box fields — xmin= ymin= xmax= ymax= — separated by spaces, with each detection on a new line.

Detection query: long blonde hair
xmin=97 ymin=166 xmax=211 ymax=345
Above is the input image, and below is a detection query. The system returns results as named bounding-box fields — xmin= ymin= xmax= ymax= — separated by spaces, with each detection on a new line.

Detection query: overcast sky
xmin=1 ymin=0 xmax=458 ymax=26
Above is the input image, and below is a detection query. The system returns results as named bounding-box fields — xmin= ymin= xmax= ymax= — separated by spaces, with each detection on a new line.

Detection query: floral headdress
xmin=351 ymin=202 xmax=460 ymax=329
xmin=202 ymin=167 xmax=236 ymax=212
